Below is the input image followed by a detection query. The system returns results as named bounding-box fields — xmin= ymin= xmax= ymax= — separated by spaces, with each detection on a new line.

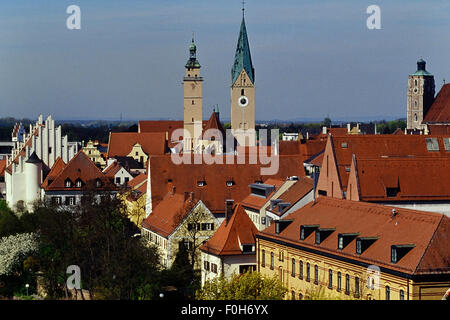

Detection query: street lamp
xmin=25 ymin=283 xmax=29 ymax=296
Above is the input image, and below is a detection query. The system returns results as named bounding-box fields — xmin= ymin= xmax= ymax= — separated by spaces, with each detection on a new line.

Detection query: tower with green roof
xmin=407 ymin=58 xmax=435 ymax=130
xmin=230 ymin=6 xmax=256 ymax=146
xmin=183 ymin=36 xmax=203 ymax=152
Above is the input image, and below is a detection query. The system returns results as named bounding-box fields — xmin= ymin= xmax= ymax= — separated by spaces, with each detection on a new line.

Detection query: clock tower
xmin=231 ymin=9 xmax=256 ymax=146
xmin=183 ymin=37 xmax=203 ymax=152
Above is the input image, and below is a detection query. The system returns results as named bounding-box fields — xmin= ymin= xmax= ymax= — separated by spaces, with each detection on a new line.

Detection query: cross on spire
xmin=242 ymin=0 xmax=245 ymax=16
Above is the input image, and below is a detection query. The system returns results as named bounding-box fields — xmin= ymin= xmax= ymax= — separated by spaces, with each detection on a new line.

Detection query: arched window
xmin=414 ymin=113 xmax=418 ymax=122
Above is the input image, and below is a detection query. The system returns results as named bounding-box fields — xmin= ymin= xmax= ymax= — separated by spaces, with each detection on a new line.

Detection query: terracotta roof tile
xmin=44 ymin=151 xmax=117 ymax=191
xmin=200 ymin=203 xmax=258 ymax=256
xmin=107 ymin=132 xmax=168 ymax=158
xmin=41 ymin=157 xmax=66 ymax=189
xmin=258 ymin=197 xmax=450 ymax=275
xmin=424 ymin=83 xmax=450 ymax=123
xmin=0 ymin=159 xmax=6 ymax=177
xmin=353 ymin=157 xmax=450 ymax=202
xmin=148 ymin=154 xmax=305 ymax=213
xmin=128 ymin=173 xmax=147 ymax=189
xmin=141 ymin=193 xmax=198 ymax=238
xmin=240 ymin=178 xmax=285 ymax=210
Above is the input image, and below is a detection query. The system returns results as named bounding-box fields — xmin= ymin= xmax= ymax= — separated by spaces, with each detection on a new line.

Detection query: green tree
xmin=322 ymin=117 xmax=332 ymax=127
xmin=196 ymin=271 xmax=287 ymax=300
xmin=35 ymin=189 xmax=161 ymax=299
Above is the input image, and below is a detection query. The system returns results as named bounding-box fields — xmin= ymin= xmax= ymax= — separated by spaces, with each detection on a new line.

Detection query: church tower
xmin=183 ymin=36 xmax=203 ymax=153
xmin=407 ymin=58 xmax=435 ymax=130
xmin=231 ymin=8 xmax=256 ymax=146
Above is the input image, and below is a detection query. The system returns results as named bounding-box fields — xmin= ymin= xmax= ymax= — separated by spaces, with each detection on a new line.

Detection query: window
xmin=261 ymin=250 xmax=265 ymax=267
xmin=345 ymin=274 xmax=350 ymax=295
xmin=414 ymin=113 xmax=418 ymax=122
xmin=96 ymin=179 xmax=102 ymax=188
xmin=211 ymin=263 xmax=218 ymax=274
xmin=65 ymin=179 xmax=72 ymax=188
xmin=226 ymin=181 xmax=234 ymax=187
xmin=355 ymin=277 xmax=360 ymax=298
xmin=291 ymin=259 xmax=296 ymax=277
xmin=51 ymin=197 xmax=61 ymax=205
xmin=279 ymin=249 xmax=284 ymax=262
xmin=337 ymin=272 xmax=342 ymax=292
xmin=314 ymin=265 xmax=319 ymax=285
xmin=341 ymin=142 xmax=348 ymax=148
xmin=315 ymin=231 xmax=320 ymax=244
xmin=391 ymin=247 xmax=398 ymax=263
xmin=65 ymin=196 xmax=76 ymax=206
xmin=115 ymin=177 xmax=121 ymax=184
xmin=75 ymin=179 xmax=83 ymax=188
xmin=356 ymin=239 xmax=362 ymax=254
xmin=241 ymin=89 xmax=244 ymax=95
xmin=338 ymin=236 xmax=344 ymax=250
xmin=291 ymin=291 xmax=296 ymax=300
xmin=242 ymin=244 xmax=253 ymax=253
xmin=270 ymin=252 xmax=274 ymax=270
xmin=385 ymin=286 xmax=390 ymax=300
xmin=192 ymin=100 xmax=195 ymax=105
xmin=204 ymin=261 xmax=210 ymax=271
xmin=328 ymin=269 xmax=333 ymax=289
xmin=400 ymin=290 xmax=405 ymax=300
xmin=444 ymin=138 xmax=450 ymax=151
xmin=197 ymin=181 xmax=206 ymax=187
xmin=306 ymin=263 xmax=310 ymax=282
xmin=426 ymin=138 xmax=439 ymax=151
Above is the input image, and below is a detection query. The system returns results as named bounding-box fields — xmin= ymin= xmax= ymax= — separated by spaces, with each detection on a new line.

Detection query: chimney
xmin=225 ymin=199 xmax=234 ymax=225
xmin=306 ymin=132 xmax=309 ymax=140
xmin=347 ymin=123 xmax=351 ymax=133
xmin=322 ymin=126 xmax=327 ymax=135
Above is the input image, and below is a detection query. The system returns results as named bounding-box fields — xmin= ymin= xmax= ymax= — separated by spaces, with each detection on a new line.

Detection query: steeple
xmin=231 ymin=13 xmax=254 ymax=85
xmin=186 ymin=35 xmax=201 ymax=69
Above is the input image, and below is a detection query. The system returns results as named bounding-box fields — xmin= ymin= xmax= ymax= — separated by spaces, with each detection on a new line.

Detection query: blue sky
xmin=0 ymin=0 xmax=449 ymax=121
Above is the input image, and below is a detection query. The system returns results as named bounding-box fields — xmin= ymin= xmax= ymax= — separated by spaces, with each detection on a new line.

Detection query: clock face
xmin=238 ymin=95 xmax=249 ymax=108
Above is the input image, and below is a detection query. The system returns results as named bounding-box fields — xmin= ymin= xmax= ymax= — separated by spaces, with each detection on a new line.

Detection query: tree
xmin=35 ymin=189 xmax=162 ymax=299
xmin=322 ymin=117 xmax=332 ymax=127
xmin=196 ymin=271 xmax=287 ymax=300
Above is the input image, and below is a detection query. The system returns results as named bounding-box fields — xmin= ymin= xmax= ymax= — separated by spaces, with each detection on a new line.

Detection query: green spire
xmin=410 ymin=58 xmax=432 ymax=76
xmin=231 ymin=14 xmax=254 ymax=85
xmin=186 ymin=35 xmax=201 ymax=69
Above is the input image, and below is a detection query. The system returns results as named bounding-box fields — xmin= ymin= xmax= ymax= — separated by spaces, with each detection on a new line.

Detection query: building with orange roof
xmin=240 ymin=177 xmax=294 ymax=230
xmin=5 ymin=115 xmax=79 ymax=210
xmin=106 ymin=132 xmax=168 ymax=168
xmin=256 ymin=197 xmax=450 ymax=300
xmin=42 ymin=151 xmax=118 ymax=206
xmin=141 ymin=191 xmax=220 ymax=268
xmin=316 ymin=134 xmax=450 ymax=200
xmin=103 ymin=160 xmax=133 ymax=187
xmin=265 ymin=177 xmax=314 ymax=222
xmin=346 ymin=156 xmax=450 ymax=216
xmin=144 ymin=154 xmax=306 ymax=218
xmin=199 ymin=200 xmax=258 ymax=286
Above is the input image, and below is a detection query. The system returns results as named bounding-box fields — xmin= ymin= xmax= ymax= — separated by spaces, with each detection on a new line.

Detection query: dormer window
xmin=242 ymin=244 xmax=253 ymax=253
xmin=226 ymin=180 xmax=234 ymax=187
xmin=75 ymin=179 xmax=83 ymax=188
xmin=425 ymin=138 xmax=439 ymax=151
xmin=315 ymin=228 xmax=336 ymax=245
xmin=300 ymin=225 xmax=319 ymax=240
xmin=95 ymin=179 xmax=103 ymax=188
xmin=65 ymin=179 xmax=73 ymax=188
xmin=356 ymin=237 xmax=378 ymax=255
xmin=338 ymin=233 xmax=359 ymax=250
xmin=341 ymin=142 xmax=348 ymax=148
xmin=391 ymin=244 xmax=415 ymax=263
xmin=197 ymin=180 xmax=206 ymax=187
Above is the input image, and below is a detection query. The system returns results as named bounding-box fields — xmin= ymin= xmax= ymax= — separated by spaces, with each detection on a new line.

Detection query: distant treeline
xmin=0 ymin=117 xmax=406 ymax=143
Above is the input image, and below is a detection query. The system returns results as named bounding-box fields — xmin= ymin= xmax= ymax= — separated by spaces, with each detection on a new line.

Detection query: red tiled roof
xmin=328 ymin=134 xmax=450 ymax=192
xmin=424 ymin=84 xmax=450 ymax=123
xmin=128 ymin=173 xmax=147 ymax=189
xmin=148 ymin=154 xmax=305 ymax=213
xmin=141 ymin=193 xmax=198 ymax=238
xmin=138 ymin=120 xmax=184 ymax=134
xmin=392 ymin=128 xmax=404 ymax=135
xmin=258 ymin=197 xmax=450 ymax=275
xmin=200 ymin=203 xmax=258 ymax=256
xmin=266 ymin=177 xmax=314 ymax=217
xmin=107 ymin=132 xmax=168 ymax=158
xmin=202 ymin=111 xmax=225 ymax=137
xmin=427 ymin=124 xmax=450 ymax=135
xmin=0 ymin=159 xmax=6 ymax=177
xmin=353 ymin=157 xmax=450 ymax=202
xmin=41 ymin=157 xmax=66 ymax=189
xmin=44 ymin=151 xmax=117 ymax=191
xmin=240 ymin=178 xmax=285 ymax=210
xmin=103 ymin=160 xmax=122 ymax=177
